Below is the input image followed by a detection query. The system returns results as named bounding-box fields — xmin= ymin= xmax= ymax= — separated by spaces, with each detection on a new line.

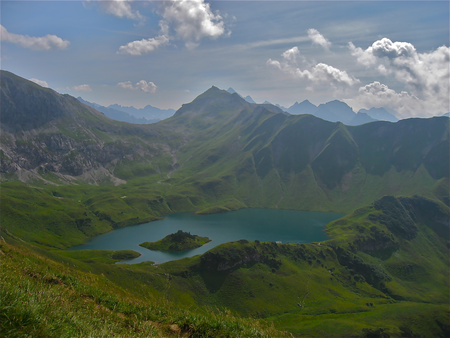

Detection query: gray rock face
xmin=0 ymin=70 xmax=170 ymax=184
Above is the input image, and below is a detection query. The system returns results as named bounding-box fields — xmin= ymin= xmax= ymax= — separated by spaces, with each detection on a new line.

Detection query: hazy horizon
xmin=1 ymin=0 xmax=448 ymax=118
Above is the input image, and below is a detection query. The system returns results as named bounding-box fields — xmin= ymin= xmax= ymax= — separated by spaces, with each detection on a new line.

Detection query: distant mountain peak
xmin=287 ymin=99 xmax=317 ymax=115
xmin=225 ymin=87 xmax=255 ymax=104
xmin=358 ymin=107 xmax=398 ymax=122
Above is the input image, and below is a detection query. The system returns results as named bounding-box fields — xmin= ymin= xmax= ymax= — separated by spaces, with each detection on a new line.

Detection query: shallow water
xmin=69 ymin=208 xmax=343 ymax=264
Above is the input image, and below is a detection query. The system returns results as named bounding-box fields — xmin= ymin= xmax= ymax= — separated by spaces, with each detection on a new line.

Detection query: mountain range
xmin=77 ymin=97 xmax=175 ymax=124
xmin=226 ymin=88 xmax=399 ymax=126
xmin=286 ymin=100 xmax=398 ymax=125
xmin=1 ymin=69 xmax=449 ymax=337
xmin=1 ymin=71 xmax=448 ymax=211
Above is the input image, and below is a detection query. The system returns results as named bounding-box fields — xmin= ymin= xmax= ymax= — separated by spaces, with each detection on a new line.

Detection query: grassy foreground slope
xmin=1 ymin=194 xmax=448 ymax=337
xmin=0 ymin=231 xmax=283 ymax=338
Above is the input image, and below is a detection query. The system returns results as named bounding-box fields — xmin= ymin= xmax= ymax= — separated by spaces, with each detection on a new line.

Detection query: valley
xmin=1 ymin=70 xmax=449 ymax=337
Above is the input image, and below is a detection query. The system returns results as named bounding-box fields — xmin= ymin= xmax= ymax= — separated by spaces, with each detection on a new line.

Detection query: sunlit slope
xmin=2 ymin=71 xmax=448 ymax=215
xmin=159 ymin=87 xmax=449 ymax=213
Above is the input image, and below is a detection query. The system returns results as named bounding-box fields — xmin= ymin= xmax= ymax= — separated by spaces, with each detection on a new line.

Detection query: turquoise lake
xmin=70 ymin=208 xmax=343 ymax=264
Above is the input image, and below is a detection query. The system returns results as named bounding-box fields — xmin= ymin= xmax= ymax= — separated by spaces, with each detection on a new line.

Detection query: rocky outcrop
xmin=0 ymin=70 xmax=173 ymax=184
xmin=200 ymin=242 xmax=282 ymax=272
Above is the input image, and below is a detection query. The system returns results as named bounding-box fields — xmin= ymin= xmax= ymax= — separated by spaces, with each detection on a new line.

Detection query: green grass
xmin=0 ymin=235 xmax=286 ymax=338
xmin=271 ymin=302 xmax=449 ymax=337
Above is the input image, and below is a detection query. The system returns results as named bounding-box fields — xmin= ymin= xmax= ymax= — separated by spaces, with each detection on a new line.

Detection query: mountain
xmin=313 ymin=100 xmax=356 ymax=124
xmin=287 ymin=99 xmax=317 ymax=115
xmin=108 ymin=103 xmax=175 ymax=121
xmin=348 ymin=112 xmax=378 ymax=126
xmin=0 ymin=70 xmax=174 ymax=185
xmin=1 ymin=71 xmax=448 ymax=214
xmin=227 ymin=87 xmax=256 ymax=104
xmin=359 ymin=107 xmax=398 ymax=122
xmin=244 ymin=95 xmax=256 ymax=104
xmin=77 ymin=97 xmax=159 ymax=124
xmin=1 ymin=70 xmax=449 ymax=337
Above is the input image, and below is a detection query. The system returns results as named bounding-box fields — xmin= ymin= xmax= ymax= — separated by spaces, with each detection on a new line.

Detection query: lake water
xmin=70 ymin=208 xmax=343 ymax=264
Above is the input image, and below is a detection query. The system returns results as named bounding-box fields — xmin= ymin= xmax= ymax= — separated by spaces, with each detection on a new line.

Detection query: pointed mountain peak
xmin=227 ymin=87 xmax=236 ymax=94
xmin=287 ymin=99 xmax=317 ymax=115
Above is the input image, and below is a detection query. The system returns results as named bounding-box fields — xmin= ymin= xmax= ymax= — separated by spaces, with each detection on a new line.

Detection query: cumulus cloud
xmin=281 ymin=46 xmax=300 ymax=63
xmin=89 ymin=0 xmax=144 ymax=21
xmin=344 ymin=81 xmax=447 ymax=118
xmin=73 ymin=84 xmax=92 ymax=92
xmin=349 ymin=38 xmax=450 ymax=116
xmin=159 ymin=0 xmax=227 ymax=48
xmin=118 ymin=35 xmax=169 ymax=55
xmin=0 ymin=25 xmax=70 ymax=51
xmin=117 ymin=80 xmax=157 ymax=93
xmin=267 ymin=46 xmax=359 ymax=88
xmin=115 ymin=0 xmax=229 ymax=54
xmin=307 ymin=28 xmax=331 ymax=50
xmin=29 ymin=78 xmax=49 ymax=88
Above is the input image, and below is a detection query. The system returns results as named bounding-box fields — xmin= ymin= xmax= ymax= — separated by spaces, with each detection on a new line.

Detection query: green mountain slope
xmin=1 ymin=70 xmax=449 ymax=337
xmin=148 ymin=196 xmax=449 ymax=337
xmin=2 ymin=195 xmax=447 ymax=337
xmin=0 ymin=70 xmax=177 ymax=185
xmin=1 ymin=70 xmax=449 ymax=249
xmin=161 ymin=89 xmax=448 ymax=213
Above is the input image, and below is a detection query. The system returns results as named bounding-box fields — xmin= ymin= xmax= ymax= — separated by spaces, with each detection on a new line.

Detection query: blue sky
xmin=1 ymin=1 xmax=449 ymax=118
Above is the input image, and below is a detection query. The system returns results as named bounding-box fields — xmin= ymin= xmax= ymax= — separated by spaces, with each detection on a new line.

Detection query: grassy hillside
xmin=140 ymin=196 xmax=448 ymax=337
xmin=2 ymin=189 xmax=448 ymax=337
xmin=0 ymin=231 xmax=284 ymax=338
xmin=1 ymin=71 xmax=449 ymax=337
xmin=2 ymin=195 xmax=447 ymax=337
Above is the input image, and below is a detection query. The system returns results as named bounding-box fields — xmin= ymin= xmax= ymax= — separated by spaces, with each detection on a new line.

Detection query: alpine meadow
xmin=1 ymin=1 xmax=449 ymax=337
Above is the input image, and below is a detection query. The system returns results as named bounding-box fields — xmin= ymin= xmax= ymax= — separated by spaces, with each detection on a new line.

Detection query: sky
xmin=1 ymin=1 xmax=449 ymax=118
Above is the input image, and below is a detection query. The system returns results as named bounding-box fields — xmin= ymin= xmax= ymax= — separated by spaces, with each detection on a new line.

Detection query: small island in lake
xmin=140 ymin=230 xmax=211 ymax=252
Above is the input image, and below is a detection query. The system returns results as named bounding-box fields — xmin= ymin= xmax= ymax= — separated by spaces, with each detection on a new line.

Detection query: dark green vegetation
xmin=1 ymin=70 xmax=449 ymax=337
xmin=140 ymin=230 xmax=211 ymax=252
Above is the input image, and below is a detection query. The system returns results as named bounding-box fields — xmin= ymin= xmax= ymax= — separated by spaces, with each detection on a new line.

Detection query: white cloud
xmin=118 ymin=35 xmax=169 ymax=55
xmin=117 ymin=80 xmax=157 ymax=94
xmin=135 ymin=80 xmax=157 ymax=93
xmin=267 ymin=47 xmax=359 ymax=88
xmin=73 ymin=84 xmax=92 ymax=92
xmin=0 ymin=25 xmax=70 ymax=51
xmin=349 ymin=38 xmax=450 ymax=116
xmin=116 ymin=0 xmax=229 ymax=54
xmin=93 ymin=0 xmax=144 ymax=22
xmin=282 ymin=47 xmax=300 ymax=63
xmin=117 ymin=81 xmax=134 ymax=90
xmin=309 ymin=63 xmax=359 ymax=86
xmin=29 ymin=78 xmax=49 ymax=88
xmin=343 ymin=81 xmax=447 ymax=118
xmin=307 ymin=28 xmax=331 ymax=50
xmin=159 ymin=0 xmax=227 ymax=48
